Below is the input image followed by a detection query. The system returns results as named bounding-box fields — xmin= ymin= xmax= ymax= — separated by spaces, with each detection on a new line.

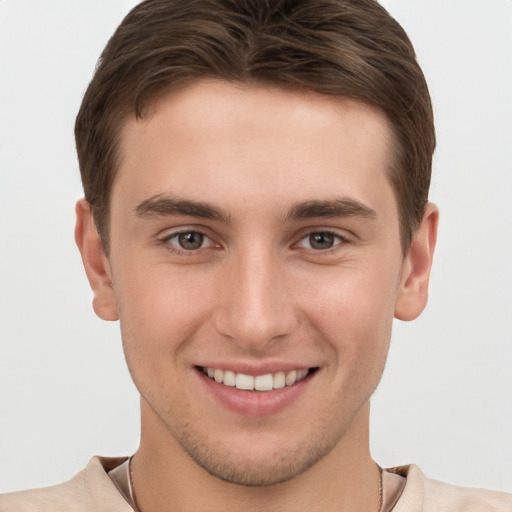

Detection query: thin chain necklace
xmin=378 ymin=465 xmax=383 ymax=511
xmin=129 ymin=458 xmax=384 ymax=512
xmin=128 ymin=457 xmax=141 ymax=512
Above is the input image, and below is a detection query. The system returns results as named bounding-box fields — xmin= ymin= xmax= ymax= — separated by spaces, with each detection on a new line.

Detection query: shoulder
xmin=390 ymin=464 xmax=512 ymax=512
xmin=0 ymin=457 xmax=133 ymax=512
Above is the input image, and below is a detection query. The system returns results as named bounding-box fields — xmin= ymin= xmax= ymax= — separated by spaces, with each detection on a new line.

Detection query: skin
xmin=76 ymin=80 xmax=438 ymax=511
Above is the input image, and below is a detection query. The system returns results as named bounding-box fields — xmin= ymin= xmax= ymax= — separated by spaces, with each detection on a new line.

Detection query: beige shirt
xmin=108 ymin=458 xmax=406 ymax=512
xmin=1 ymin=456 xmax=511 ymax=511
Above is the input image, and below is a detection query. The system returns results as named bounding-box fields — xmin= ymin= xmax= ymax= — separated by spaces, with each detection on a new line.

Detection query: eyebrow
xmin=134 ymin=195 xmax=377 ymax=224
xmin=134 ymin=195 xmax=231 ymax=223
xmin=285 ymin=198 xmax=378 ymax=222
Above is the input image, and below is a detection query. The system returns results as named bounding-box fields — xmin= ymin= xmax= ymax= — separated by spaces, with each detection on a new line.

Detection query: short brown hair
xmin=75 ymin=0 xmax=435 ymax=253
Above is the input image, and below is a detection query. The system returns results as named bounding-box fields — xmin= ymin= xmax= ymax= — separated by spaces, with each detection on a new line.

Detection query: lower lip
xmin=196 ymin=369 xmax=315 ymax=417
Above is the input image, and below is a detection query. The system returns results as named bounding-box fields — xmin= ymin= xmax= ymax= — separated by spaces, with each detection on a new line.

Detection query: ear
xmin=394 ymin=202 xmax=439 ymax=321
xmin=75 ymin=199 xmax=119 ymax=321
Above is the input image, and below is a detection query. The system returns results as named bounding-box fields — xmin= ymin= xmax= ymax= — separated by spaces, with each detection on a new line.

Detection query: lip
xmin=196 ymin=361 xmax=313 ymax=376
xmin=195 ymin=365 xmax=317 ymax=417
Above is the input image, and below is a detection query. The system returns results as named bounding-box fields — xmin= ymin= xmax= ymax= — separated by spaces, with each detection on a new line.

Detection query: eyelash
xmin=159 ymin=228 xmax=349 ymax=256
xmin=158 ymin=229 xmax=218 ymax=256
xmin=294 ymin=229 xmax=349 ymax=253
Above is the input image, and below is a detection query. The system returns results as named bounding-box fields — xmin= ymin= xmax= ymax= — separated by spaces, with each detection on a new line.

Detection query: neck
xmin=131 ymin=401 xmax=380 ymax=512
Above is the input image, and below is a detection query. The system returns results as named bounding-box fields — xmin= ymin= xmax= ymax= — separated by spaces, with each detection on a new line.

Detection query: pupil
xmin=179 ymin=232 xmax=203 ymax=250
xmin=310 ymin=232 xmax=334 ymax=250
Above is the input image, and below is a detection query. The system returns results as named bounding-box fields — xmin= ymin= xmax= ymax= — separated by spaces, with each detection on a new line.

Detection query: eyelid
xmin=293 ymin=228 xmax=351 ymax=251
xmin=158 ymin=226 xmax=221 ymax=254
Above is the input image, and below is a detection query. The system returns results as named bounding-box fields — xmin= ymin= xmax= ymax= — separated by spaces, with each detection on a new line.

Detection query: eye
xmin=164 ymin=231 xmax=214 ymax=251
xmin=297 ymin=231 xmax=344 ymax=250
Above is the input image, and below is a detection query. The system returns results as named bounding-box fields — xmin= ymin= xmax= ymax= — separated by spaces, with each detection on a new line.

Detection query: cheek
xmin=114 ymin=263 xmax=216 ymax=369
xmin=306 ymin=262 xmax=398 ymax=366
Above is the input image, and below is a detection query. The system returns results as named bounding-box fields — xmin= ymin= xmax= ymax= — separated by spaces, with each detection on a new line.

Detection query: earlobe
xmin=75 ymin=199 xmax=119 ymax=321
xmin=394 ymin=202 xmax=439 ymax=321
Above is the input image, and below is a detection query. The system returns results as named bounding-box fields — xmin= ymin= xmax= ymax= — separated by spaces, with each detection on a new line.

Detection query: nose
xmin=213 ymin=247 xmax=299 ymax=353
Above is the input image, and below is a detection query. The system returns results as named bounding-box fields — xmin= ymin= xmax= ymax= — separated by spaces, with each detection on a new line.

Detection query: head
xmin=74 ymin=0 xmax=438 ymax=491
xmin=75 ymin=0 xmax=435 ymax=255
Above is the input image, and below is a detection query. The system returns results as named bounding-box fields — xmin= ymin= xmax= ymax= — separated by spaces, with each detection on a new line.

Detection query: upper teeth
xmin=203 ymin=367 xmax=309 ymax=391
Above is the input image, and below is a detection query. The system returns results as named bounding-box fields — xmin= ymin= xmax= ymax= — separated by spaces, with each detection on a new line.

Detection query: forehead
xmin=114 ymin=80 xmax=397 ymax=220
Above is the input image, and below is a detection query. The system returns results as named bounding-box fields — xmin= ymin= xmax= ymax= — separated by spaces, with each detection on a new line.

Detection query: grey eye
xmin=308 ymin=232 xmax=336 ymax=250
xmin=297 ymin=231 xmax=344 ymax=251
xmin=177 ymin=232 xmax=205 ymax=250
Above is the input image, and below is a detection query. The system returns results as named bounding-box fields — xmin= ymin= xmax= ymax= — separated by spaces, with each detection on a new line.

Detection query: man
xmin=1 ymin=0 xmax=511 ymax=510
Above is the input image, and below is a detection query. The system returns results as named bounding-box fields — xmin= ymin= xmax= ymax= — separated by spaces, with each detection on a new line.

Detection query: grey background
xmin=1 ymin=0 xmax=511 ymax=493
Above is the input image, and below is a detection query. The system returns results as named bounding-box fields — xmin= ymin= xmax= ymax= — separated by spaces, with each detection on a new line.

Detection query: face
xmin=77 ymin=80 xmax=436 ymax=486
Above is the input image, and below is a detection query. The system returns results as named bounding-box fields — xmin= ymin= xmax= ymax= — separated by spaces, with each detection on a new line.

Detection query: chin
xmin=171 ymin=421 xmax=343 ymax=487
xmin=190 ymin=445 xmax=325 ymax=487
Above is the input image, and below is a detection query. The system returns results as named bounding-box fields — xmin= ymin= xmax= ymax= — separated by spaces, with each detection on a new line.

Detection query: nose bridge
xmin=214 ymin=243 xmax=297 ymax=349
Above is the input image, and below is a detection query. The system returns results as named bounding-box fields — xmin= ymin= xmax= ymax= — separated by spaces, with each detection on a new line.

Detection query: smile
xmin=201 ymin=367 xmax=311 ymax=391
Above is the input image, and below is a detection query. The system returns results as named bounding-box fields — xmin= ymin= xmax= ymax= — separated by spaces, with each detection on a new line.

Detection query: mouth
xmin=199 ymin=366 xmax=316 ymax=391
